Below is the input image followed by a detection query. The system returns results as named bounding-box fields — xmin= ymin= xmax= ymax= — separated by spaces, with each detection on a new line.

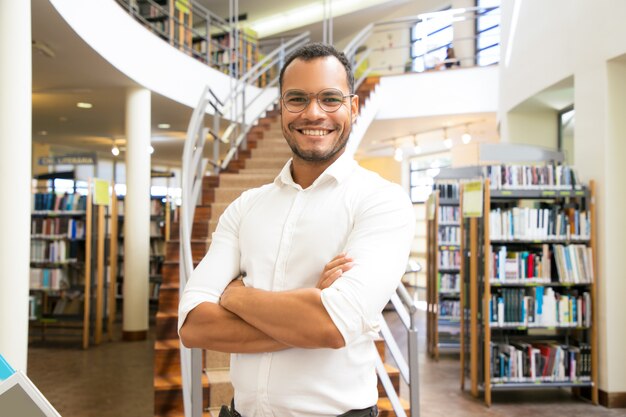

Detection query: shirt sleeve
xmin=320 ymin=184 xmax=416 ymax=345
xmin=177 ymin=195 xmax=243 ymax=333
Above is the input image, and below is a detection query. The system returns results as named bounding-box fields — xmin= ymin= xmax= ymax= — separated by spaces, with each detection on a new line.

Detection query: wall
xmin=376 ymin=65 xmax=498 ymax=119
xmin=499 ymin=0 xmax=626 ymax=398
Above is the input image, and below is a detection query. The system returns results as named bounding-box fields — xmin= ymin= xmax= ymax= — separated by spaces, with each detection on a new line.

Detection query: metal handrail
xmin=376 ymin=281 xmax=421 ymax=417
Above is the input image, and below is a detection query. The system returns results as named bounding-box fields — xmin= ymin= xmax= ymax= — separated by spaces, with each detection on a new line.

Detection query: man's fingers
xmin=324 ymin=255 xmax=353 ymax=272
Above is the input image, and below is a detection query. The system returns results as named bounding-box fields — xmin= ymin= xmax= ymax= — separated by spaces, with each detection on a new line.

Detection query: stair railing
xmin=374 ymin=281 xmax=421 ymax=417
xmin=180 ymin=85 xmax=224 ymax=417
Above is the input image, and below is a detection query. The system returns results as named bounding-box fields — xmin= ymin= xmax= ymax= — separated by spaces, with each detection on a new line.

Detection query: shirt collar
xmin=274 ymin=152 xmax=357 ymax=189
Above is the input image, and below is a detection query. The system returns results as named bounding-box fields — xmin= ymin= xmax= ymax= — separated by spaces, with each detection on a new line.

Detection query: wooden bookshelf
xmin=28 ymin=178 xmax=112 ymax=348
xmin=426 ymin=183 xmax=462 ymax=359
xmin=460 ymin=177 xmax=598 ymax=406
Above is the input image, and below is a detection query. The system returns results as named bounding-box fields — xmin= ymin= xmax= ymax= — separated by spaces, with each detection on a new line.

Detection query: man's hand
xmin=220 ymin=278 xmax=245 ymax=309
xmin=316 ymin=253 xmax=354 ymax=289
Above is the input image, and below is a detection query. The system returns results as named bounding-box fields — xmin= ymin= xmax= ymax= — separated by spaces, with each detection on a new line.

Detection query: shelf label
xmin=500 ymin=190 xmax=513 ymax=196
xmin=94 ymin=179 xmax=110 ymax=206
xmin=462 ymin=181 xmax=483 ymax=218
xmin=542 ymin=191 xmax=556 ymax=196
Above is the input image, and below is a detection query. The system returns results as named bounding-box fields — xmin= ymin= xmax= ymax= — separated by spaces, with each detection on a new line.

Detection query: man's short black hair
xmin=279 ymin=42 xmax=355 ymax=94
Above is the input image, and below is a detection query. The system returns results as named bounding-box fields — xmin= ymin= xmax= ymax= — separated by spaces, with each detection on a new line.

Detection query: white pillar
xmin=123 ymin=88 xmax=151 ymax=341
xmin=0 ymin=0 xmax=31 ymax=372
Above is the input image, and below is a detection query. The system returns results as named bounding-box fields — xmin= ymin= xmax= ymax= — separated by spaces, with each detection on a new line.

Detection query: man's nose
xmin=301 ymin=97 xmax=326 ymax=119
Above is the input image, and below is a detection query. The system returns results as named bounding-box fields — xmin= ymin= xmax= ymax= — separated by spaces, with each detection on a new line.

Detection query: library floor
xmin=27 ymin=306 xmax=626 ymax=417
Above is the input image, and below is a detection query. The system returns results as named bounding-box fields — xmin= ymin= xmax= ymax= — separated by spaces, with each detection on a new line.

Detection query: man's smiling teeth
xmin=300 ymin=129 xmax=329 ymax=136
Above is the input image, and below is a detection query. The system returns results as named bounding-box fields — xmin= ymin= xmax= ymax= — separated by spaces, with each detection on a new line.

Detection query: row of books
xmin=483 ymin=164 xmax=581 ymax=190
xmin=29 ymin=268 xmax=69 ymax=290
xmin=490 ymin=207 xmax=590 ymax=241
xmin=31 ymin=218 xmax=85 ymax=239
xmin=489 ymin=287 xmax=591 ymax=328
xmin=439 ymin=250 xmax=461 ymax=269
xmin=33 ymin=192 xmax=87 ymax=212
xmin=490 ymin=341 xmax=592 ymax=382
xmin=438 ymin=226 xmax=460 ymax=245
xmin=30 ymin=240 xmax=80 ymax=263
xmin=491 ymin=245 xmax=550 ymax=281
xmin=438 ymin=205 xmax=460 ymax=223
xmin=439 ymin=300 xmax=460 ymax=319
xmin=434 ymin=182 xmax=460 ymax=199
xmin=440 ymin=273 xmax=460 ymax=292
xmin=553 ymin=244 xmax=594 ymax=284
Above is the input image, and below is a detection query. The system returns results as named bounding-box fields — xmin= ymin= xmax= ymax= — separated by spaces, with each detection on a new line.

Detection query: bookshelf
xmin=426 ymin=181 xmax=462 ymax=359
xmin=208 ymin=28 xmax=259 ymax=78
xmin=29 ymin=177 xmax=113 ymax=349
xmin=112 ymin=195 xmax=170 ymax=309
xmin=460 ymin=168 xmax=598 ymax=406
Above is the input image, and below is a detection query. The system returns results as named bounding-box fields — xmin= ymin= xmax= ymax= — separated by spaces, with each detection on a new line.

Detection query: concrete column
xmin=123 ymin=87 xmax=151 ymax=341
xmin=0 ymin=0 xmax=31 ymax=372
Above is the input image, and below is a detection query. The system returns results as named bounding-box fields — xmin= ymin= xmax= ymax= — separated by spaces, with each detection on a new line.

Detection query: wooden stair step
xmin=378 ymin=363 xmax=401 ymax=398
xmin=376 ymin=397 xmax=410 ymax=417
xmin=156 ymin=312 xmax=179 ymax=340
xmin=206 ymin=369 xmax=234 ymax=409
xmin=166 ymin=240 xmax=209 ymax=263
xmin=213 ymin=188 xmax=247 ymax=203
xmin=245 ymin=158 xmax=288 ymax=170
xmin=154 ymin=373 xmax=209 ymax=414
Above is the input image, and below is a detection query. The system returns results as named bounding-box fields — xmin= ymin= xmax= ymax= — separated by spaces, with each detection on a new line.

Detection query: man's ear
xmin=351 ymin=94 xmax=359 ymax=124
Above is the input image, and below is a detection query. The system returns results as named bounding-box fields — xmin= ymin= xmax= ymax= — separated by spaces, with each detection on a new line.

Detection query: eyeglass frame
xmin=280 ymin=88 xmax=356 ymax=113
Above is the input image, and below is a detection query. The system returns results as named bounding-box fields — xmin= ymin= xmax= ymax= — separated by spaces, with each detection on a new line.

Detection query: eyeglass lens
xmin=282 ymin=88 xmax=347 ymax=113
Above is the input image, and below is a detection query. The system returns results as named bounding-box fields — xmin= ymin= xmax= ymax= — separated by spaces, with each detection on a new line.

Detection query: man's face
xmin=280 ymin=57 xmax=358 ymax=164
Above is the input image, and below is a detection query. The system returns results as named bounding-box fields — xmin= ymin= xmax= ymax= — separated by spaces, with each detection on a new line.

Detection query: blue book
xmin=0 ymin=354 xmax=16 ymax=381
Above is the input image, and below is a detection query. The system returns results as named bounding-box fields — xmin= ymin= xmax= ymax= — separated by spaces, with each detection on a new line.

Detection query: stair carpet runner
xmin=154 ymin=78 xmax=408 ymax=417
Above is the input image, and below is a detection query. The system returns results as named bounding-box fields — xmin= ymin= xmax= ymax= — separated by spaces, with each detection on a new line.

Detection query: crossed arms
xmin=179 ymin=254 xmax=354 ymax=353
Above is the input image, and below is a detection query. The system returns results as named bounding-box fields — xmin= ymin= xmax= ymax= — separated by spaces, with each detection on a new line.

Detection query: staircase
xmin=154 ymin=77 xmax=409 ymax=417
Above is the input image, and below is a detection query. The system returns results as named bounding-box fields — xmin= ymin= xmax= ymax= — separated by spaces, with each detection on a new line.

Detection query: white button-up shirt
xmin=179 ymin=153 xmax=415 ymax=417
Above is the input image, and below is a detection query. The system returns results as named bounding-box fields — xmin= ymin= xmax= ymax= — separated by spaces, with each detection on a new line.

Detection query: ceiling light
xmin=111 ymin=146 xmax=120 ymax=156
xmin=39 ymin=130 xmax=48 ymax=136
xmin=443 ymin=128 xmax=452 ymax=149
xmin=158 ymin=123 xmax=170 ymax=129
xmin=394 ymin=148 xmax=403 ymax=162
xmin=148 ymin=145 xmax=155 ymax=154
xmin=76 ymin=102 xmax=93 ymax=109
xmin=413 ymin=135 xmax=421 ymax=154
xmin=462 ymin=131 xmax=472 ymax=144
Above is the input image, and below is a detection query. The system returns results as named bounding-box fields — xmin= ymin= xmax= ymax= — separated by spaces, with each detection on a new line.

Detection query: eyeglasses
xmin=281 ymin=88 xmax=354 ymax=113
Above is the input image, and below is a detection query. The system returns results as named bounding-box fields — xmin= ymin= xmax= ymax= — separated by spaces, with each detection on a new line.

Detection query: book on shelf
xmin=438 ymin=225 xmax=460 ymax=245
xmin=438 ymin=249 xmax=460 ymax=269
xmin=30 ymin=268 xmax=69 ymax=291
xmin=490 ymin=206 xmax=590 ymax=241
xmin=433 ymin=181 xmax=460 ymax=199
xmin=490 ymin=341 xmax=591 ymax=383
xmin=33 ymin=192 xmax=87 ymax=212
xmin=439 ymin=273 xmax=460 ymax=292
xmin=483 ymin=164 xmax=581 ymax=190
xmin=488 ymin=287 xmax=591 ymax=328
xmin=438 ymin=205 xmax=460 ymax=224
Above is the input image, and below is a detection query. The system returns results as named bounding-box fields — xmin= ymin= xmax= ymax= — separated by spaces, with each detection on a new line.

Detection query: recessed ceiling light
xmin=39 ymin=130 xmax=48 ymax=136
xmin=157 ymin=123 xmax=170 ymax=129
xmin=148 ymin=145 xmax=155 ymax=154
xmin=59 ymin=116 xmax=68 ymax=122
xmin=76 ymin=102 xmax=93 ymax=109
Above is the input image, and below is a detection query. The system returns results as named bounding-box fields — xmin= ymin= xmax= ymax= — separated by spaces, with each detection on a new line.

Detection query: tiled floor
xmin=26 ymin=305 xmax=626 ymax=417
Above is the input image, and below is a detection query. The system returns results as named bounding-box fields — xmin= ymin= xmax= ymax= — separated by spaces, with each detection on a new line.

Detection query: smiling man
xmin=178 ymin=43 xmax=415 ymax=417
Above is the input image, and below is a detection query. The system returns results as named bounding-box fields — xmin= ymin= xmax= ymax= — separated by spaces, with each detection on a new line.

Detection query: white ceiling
xmin=31 ymin=0 xmax=497 ymax=168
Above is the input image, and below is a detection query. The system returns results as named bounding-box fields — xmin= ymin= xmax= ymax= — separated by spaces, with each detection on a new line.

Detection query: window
xmin=409 ymin=155 xmax=452 ymax=203
xmin=476 ymin=0 xmax=500 ymax=66
xmin=410 ymin=8 xmax=453 ymax=72
xmin=558 ymin=105 xmax=575 ymax=165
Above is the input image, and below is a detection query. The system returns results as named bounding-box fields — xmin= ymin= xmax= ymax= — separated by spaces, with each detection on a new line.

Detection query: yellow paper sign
xmin=94 ymin=179 xmax=110 ymax=206
xmin=462 ymin=181 xmax=483 ymax=218
xmin=175 ymin=0 xmax=190 ymax=14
